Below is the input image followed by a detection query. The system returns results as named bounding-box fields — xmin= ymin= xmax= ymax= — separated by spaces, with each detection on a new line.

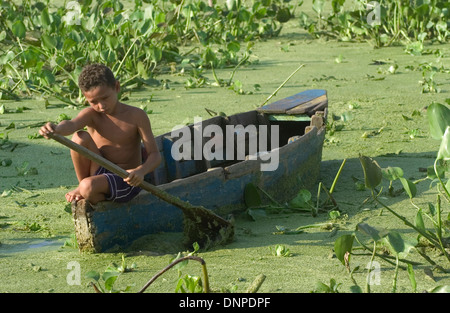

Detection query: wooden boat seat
xmin=257 ymin=89 xmax=327 ymax=116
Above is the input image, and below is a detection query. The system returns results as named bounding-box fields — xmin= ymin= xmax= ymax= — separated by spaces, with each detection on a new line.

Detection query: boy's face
xmin=83 ymin=81 xmax=120 ymax=115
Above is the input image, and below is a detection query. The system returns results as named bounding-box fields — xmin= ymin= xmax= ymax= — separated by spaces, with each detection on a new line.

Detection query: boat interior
xmin=145 ymin=108 xmax=326 ymax=186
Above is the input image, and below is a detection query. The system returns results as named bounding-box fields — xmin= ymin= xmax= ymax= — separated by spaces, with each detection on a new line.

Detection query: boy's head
xmin=78 ymin=64 xmax=117 ymax=93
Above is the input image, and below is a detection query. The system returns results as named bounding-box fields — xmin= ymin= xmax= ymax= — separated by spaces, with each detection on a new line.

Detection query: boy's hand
xmin=39 ymin=122 xmax=56 ymax=139
xmin=124 ymin=168 xmax=146 ymax=187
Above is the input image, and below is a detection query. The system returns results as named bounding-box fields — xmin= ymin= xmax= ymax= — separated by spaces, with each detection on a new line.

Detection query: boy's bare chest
xmin=91 ymin=114 xmax=139 ymax=146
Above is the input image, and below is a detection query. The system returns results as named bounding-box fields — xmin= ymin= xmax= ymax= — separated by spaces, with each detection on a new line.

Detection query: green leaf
xmin=334 ymin=234 xmax=354 ymax=266
xmin=41 ymin=34 xmax=57 ymax=50
xmin=40 ymin=8 xmax=51 ymax=29
xmin=415 ymin=209 xmax=425 ymax=232
xmin=427 ymin=102 xmax=450 ymax=140
xmin=85 ymin=270 xmax=100 ymax=282
xmin=428 ymin=285 xmax=450 ymax=293
xmin=407 ymin=264 xmax=417 ymax=293
xmin=0 ymin=158 xmax=12 ymax=167
xmin=385 ymin=231 xmax=405 ymax=255
xmin=11 ymin=20 xmax=26 ymax=39
xmin=381 ymin=167 xmax=403 ymax=181
xmin=288 ymin=189 xmax=311 ymax=208
xmin=105 ymin=35 xmax=119 ymax=50
xmin=244 ymin=183 xmax=261 ymax=208
xmin=226 ymin=0 xmax=236 ymax=11
xmin=22 ymin=48 xmax=39 ymax=69
xmin=63 ymin=37 xmax=77 ymax=51
xmin=246 ymin=208 xmax=267 ymax=220
xmin=314 ymin=281 xmax=331 ymax=293
xmin=350 ymin=285 xmax=363 ymax=293
xmin=437 ymin=126 xmax=450 ymax=160
xmin=227 ymin=41 xmax=240 ymax=53
xmin=357 ymin=223 xmax=381 ymax=242
xmin=171 ymin=252 xmax=189 ymax=271
xmin=276 ymin=8 xmax=291 ymax=23
xmin=148 ymin=46 xmax=162 ymax=63
xmin=102 ymin=271 xmax=119 ymax=291
xmin=0 ymin=51 xmax=15 ymax=65
xmin=399 ymin=177 xmax=417 ymax=199
xmin=428 ymin=202 xmax=436 ymax=217
xmin=312 ymin=0 xmax=325 ymax=15
xmin=384 ymin=231 xmax=416 ymax=258
xmin=359 ymin=155 xmax=382 ymax=189
xmin=204 ymin=47 xmax=217 ymax=65
xmin=427 ymin=162 xmax=445 ymax=180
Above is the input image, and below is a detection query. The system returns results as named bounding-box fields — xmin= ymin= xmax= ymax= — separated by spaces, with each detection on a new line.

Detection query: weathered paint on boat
xmin=72 ymin=90 xmax=328 ymax=252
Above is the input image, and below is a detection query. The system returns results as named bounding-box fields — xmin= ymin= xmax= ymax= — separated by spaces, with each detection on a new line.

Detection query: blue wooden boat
xmin=72 ymin=89 xmax=328 ymax=252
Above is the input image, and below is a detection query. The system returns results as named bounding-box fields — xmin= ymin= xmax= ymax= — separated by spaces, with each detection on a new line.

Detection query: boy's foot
xmin=66 ymin=187 xmax=84 ymax=203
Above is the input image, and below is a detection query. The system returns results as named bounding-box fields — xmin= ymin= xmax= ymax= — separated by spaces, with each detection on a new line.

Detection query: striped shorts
xmin=95 ymin=166 xmax=141 ymax=203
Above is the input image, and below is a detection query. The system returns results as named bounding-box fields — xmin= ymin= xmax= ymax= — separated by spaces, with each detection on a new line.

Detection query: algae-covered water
xmin=1 ymin=13 xmax=449 ymax=293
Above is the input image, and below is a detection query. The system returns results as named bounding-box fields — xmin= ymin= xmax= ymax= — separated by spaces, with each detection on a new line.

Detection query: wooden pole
xmin=48 ymin=133 xmax=234 ymax=246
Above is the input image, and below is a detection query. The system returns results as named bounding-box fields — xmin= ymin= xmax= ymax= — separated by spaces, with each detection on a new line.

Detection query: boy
xmin=40 ymin=64 xmax=161 ymax=205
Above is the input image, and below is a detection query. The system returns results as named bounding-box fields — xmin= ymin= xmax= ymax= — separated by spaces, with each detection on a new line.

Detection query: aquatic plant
xmin=330 ymin=101 xmax=450 ymax=292
xmin=0 ymin=0 xmax=293 ymax=101
xmin=86 ymin=255 xmax=137 ymax=293
xmin=300 ymin=0 xmax=449 ymax=48
xmin=270 ymin=244 xmax=293 ymax=257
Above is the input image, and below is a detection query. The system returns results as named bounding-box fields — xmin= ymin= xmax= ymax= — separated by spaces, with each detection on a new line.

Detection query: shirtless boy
xmin=39 ymin=64 xmax=161 ymax=205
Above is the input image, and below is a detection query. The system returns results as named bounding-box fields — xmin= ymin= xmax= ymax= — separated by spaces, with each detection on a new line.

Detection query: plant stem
xmin=227 ymin=53 xmax=250 ymax=85
xmin=210 ymin=62 xmax=222 ymax=86
xmin=114 ymin=37 xmax=140 ymax=77
xmin=372 ymin=190 xmax=442 ymax=250
xmin=435 ymin=195 xmax=450 ymax=262
xmin=365 ymin=241 xmax=377 ymax=293
xmin=259 ymin=64 xmax=304 ymax=107
xmin=245 ymin=274 xmax=266 ymax=293
xmin=256 ymin=185 xmax=283 ymax=207
xmin=329 ymin=158 xmax=346 ymax=194
xmin=353 ymin=235 xmax=412 ymax=269
xmin=392 ymin=256 xmax=399 ymax=293
xmin=315 ymin=182 xmax=322 ymax=216
xmin=138 ymin=255 xmax=210 ymax=293
xmin=434 ymin=159 xmax=450 ymax=200
xmin=321 ymin=183 xmax=338 ymax=208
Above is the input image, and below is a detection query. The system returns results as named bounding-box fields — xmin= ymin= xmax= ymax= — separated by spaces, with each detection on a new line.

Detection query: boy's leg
xmin=66 ymin=131 xmax=109 ymax=204
xmin=70 ymin=131 xmax=101 ymax=180
xmin=77 ymin=175 xmax=109 ymax=204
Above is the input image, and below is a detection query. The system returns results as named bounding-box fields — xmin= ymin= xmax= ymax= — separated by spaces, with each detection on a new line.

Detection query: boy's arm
xmin=40 ymin=108 xmax=93 ymax=139
xmin=124 ymin=111 xmax=161 ymax=187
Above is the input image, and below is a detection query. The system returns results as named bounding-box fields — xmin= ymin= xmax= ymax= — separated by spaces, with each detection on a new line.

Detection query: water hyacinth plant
xmin=331 ymin=100 xmax=450 ymax=293
xmin=300 ymin=0 xmax=449 ymax=47
xmin=0 ymin=0 xmax=294 ymax=102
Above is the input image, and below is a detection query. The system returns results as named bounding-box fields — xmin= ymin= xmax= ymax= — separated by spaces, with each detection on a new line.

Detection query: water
xmin=0 ymin=238 xmax=67 ymax=255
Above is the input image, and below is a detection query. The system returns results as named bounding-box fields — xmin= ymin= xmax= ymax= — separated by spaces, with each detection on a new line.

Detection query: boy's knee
xmin=78 ymin=176 xmax=108 ymax=204
xmin=71 ymin=131 xmax=92 ymax=145
xmin=78 ymin=178 xmax=94 ymax=198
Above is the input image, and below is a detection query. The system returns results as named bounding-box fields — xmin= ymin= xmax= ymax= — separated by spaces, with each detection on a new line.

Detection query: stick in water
xmin=259 ymin=64 xmax=305 ymax=107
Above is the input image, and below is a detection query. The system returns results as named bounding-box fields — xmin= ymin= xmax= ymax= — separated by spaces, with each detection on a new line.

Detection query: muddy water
xmin=0 ymin=19 xmax=449 ymax=292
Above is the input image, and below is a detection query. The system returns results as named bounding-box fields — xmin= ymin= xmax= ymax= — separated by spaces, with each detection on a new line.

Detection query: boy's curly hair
xmin=78 ymin=64 xmax=116 ymax=92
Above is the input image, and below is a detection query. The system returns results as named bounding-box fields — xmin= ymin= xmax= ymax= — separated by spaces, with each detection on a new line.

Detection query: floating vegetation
xmin=300 ymin=0 xmax=449 ymax=48
xmin=0 ymin=0 xmax=294 ymax=101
